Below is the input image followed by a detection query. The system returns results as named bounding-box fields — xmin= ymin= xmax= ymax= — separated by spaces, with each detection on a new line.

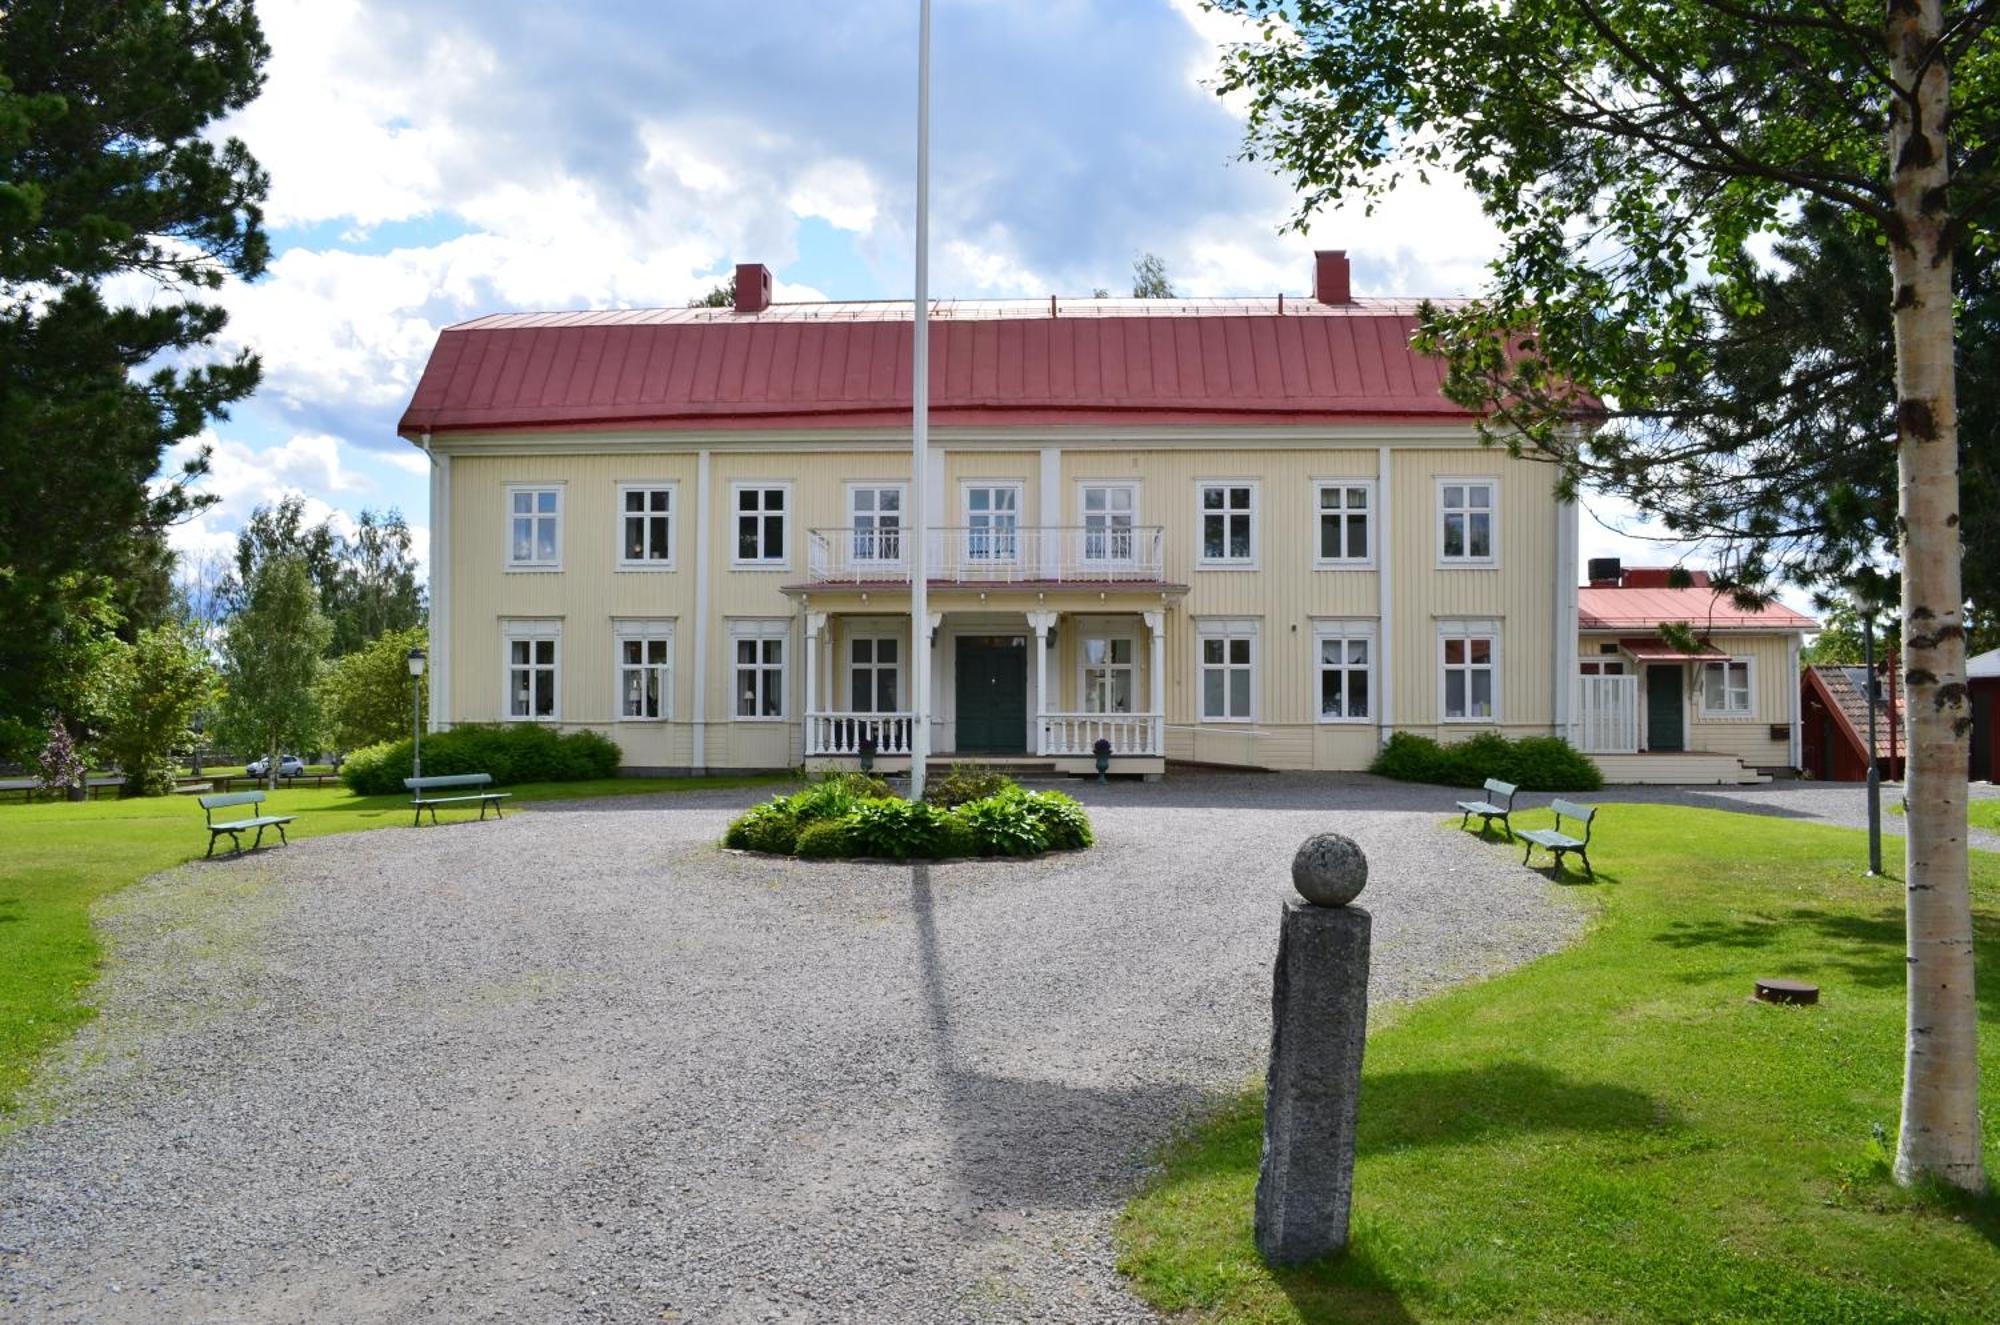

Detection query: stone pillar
xmin=1255 ymin=833 xmax=1371 ymax=1267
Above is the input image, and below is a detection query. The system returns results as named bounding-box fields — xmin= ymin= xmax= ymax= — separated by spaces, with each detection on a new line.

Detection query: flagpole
xmin=909 ymin=0 xmax=932 ymax=802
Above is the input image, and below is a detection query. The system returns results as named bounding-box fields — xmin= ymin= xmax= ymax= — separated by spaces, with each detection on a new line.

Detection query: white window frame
xmin=615 ymin=483 xmax=677 ymax=571
xmin=846 ymin=632 xmax=904 ymax=713
xmin=1698 ymin=656 xmax=1756 ymax=718
xmin=505 ymin=484 xmax=563 ymax=571
xmin=1077 ymin=632 xmax=1140 ymax=715
xmin=1196 ymin=479 xmax=1259 ymax=569
xmin=731 ymin=482 xmax=792 ymax=569
xmin=1079 ymin=481 xmax=1140 ymax=565
xmin=500 ymin=618 xmax=562 ymax=722
xmin=729 ymin=618 xmax=790 ymax=721
xmin=1196 ymin=617 xmax=1260 ymax=722
xmin=1438 ymin=618 xmax=1501 ymax=723
xmin=1313 ymin=619 xmax=1377 ymax=723
xmin=1578 ymin=659 xmax=1628 ymax=676
xmin=1436 ymin=477 xmax=1499 ymax=568
xmin=961 ymin=480 xmax=1025 ymax=564
xmin=1313 ymin=479 xmax=1375 ymax=568
xmin=613 ymin=618 xmax=675 ymax=721
xmin=845 ymin=482 xmax=907 ymax=566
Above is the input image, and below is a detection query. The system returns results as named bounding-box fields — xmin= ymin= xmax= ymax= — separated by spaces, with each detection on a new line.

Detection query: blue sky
xmin=165 ymin=0 xmax=1672 ymax=575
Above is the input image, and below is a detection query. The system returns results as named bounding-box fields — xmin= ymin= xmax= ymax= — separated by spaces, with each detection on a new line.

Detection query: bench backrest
xmin=1550 ymin=799 xmax=1597 ymax=841
xmin=1482 ymin=778 xmax=1519 ymax=803
xmin=406 ymin=773 xmax=493 ymax=791
xmin=200 ymin=790 xmax=264 ymax=822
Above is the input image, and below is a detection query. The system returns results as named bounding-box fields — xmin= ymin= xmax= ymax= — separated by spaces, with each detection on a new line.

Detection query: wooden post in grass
xmin=1256 ymin=833 xmax=1371 ymax=1265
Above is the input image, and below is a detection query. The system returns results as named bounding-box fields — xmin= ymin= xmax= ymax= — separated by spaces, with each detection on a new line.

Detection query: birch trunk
xmin=1888 ymin=0 xmax=1984 ymax=1193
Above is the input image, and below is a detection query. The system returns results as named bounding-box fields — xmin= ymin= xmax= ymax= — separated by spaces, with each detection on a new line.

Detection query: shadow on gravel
xmin=908 ymin=864 xmax=1229 ymax=1210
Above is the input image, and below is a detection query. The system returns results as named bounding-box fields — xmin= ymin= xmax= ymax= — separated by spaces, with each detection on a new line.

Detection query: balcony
xmin=805 ymin=525 xmax=1166 ymax=585
xmin=804 ymin=710 xmax=1164 ymax=757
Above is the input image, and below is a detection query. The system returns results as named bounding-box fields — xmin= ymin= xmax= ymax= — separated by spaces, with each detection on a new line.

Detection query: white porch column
xmin=1038 ymin=447 xmax=1062 ymax=578
xmin=1144 ymin=609 xmax=1166 ymax=755
xmin=1027 ymin=610 xmax=1057 ymax=755
xmin=803 ymin=611 xmax=825 ymax=755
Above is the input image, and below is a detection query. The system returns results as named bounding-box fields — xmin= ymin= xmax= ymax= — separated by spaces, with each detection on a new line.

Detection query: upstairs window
xmin=1081 ymin=483 xmax=1137 ymax=563
xmin=849 ymin=485 xmax=905 ymax=562
xmin=965 ymin=484 xmax=1021 ymax=562
xmin=618 ymin=485 xmax=675 ymax=568
xmin=1315 ymin=481 xmax=1372 ymax=566
xmin=1438 ymin=479 xmax=1496 ymax=564
xmin=615 ymin=619 xmax=674 ymax=720
xmin=1199 ymin=481 xmax=1256 ymax=566
xmin=507 ymin=486 xmax=561 ymax=569
xmin=1699 ymin=659 xmax=1754 ymax=716
xmin=734 ymin=485 xmax=789 ymax=566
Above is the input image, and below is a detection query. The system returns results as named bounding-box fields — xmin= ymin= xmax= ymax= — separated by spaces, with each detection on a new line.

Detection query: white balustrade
xmin=805 ymin=526 xmax=1165 ymax=584
xmin=807 ymin=711 xmax=917 ymax=757
xmin=1573 ymin=675 xmax=1640 ymax=753
xmin=1037 ymin=711 xmax=1163 ymax=757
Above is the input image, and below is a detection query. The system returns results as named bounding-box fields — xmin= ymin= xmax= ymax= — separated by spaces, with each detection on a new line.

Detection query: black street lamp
xmin=407 ymin=647 xmax=427 ymax=782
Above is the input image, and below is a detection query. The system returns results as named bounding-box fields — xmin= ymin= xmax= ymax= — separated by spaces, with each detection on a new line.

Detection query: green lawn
xmin=1118 ymin=804 xmax=2000 ymax=1324
xmin=1885 ymin=798 xmax=2000 ymax=833
xmin=0 ymin=773 xmax=782 ymax=1113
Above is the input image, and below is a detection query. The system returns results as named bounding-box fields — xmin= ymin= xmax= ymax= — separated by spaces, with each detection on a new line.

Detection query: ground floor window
xmin=1439 ymin=620 xmax=1499 ymax=721
xmin=1197 ymin=619 xmax=1258 ymax=721
xmin=1315 ymin=621 xmax=1374 ymax=721
xmin=502 ymin=619 xmax=561 ymax=720
xmin=1699 ymin=658 xmax=1753 ymax=716
xmin=849 ymin=635 xmax=900 ymax=712
xmin=1081 ymin=636 xmax=1136 ymax=713
xmin=732 ymin=620 xmax=788 ymax=719
xmin=1578 ymin=659 xmax=1626 ymax=676
xmin=615 ymin=619 xmax=674 ymax=719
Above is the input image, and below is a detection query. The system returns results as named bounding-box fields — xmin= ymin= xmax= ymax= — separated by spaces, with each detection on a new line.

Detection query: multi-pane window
xmin=1440 ymin=622 xmax=1499 ymax=721
xmin=1316 ymin=623 xmax=1374 ymax=721
xmin=508 ymin=486 xmax=561 ymax=568
xmin=965 ymin=484 xmax=1020 ymax=561
xmin=848 ymin=636 xmax=900 ymax=712
xmin=1439 ymin=479 xmax=1497 ymax=563
xmin=734 ymin=485 xmax=788 ymax=565
xmin=1198 ymin=621 xmax=1257 ymax=720
xmin=614 ymin=620 xmax=673 ymax=719
xmin=849 ymin=486 xmax=905 ymax=562
xmin=1081 ymin=484 xmax=1137 ymax=563
xmin=1081 ymin=637 xmax=1136 ymax=714
xmin=1315 ymin=482 xmax=1372 ymax=565
xmin=618 ymin=486 xmax=674 ymax=567
xmin=732 ymin=622 xmax=787 ymax=718
xmin=1199 ymin=482 xmax=1256 ymax=565
xmin=1700 ymin=659 xmax=1753 ymax=716
xmin=503 ymin=621 xmax=560 ymax=720
xmin=1578 ymin=660 xmax=1627 ymax=676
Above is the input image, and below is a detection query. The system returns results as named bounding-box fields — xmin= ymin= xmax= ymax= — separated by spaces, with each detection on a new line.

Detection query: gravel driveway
xmin=2 ymin=773 xmax=1583 ymax=1324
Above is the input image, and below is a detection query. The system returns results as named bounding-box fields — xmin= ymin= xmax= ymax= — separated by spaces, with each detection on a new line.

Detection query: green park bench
xmin=405 ymin=773 xmax=510 ymax=826
xmin=1455 ymin=777 xmax=1520 ymax=840
xmin=199 ymin=790 xmax=294 ymax=858
xmin=1520 ymin=799 xmax=1599 ymax=879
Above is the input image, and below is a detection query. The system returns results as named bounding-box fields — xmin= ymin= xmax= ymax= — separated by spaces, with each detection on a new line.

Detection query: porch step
xmin=1591 ymin=752 xmax=1767 ymax=785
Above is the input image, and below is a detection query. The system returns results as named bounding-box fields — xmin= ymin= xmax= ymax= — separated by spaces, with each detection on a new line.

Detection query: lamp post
xmin=407 ymin=647 xmax=427 ymax=782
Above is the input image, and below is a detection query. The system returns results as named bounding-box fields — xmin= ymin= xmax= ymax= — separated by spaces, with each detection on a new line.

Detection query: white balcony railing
xmin=806 ymin=525 xmax=1165 ymax=584
xmin=806 ymin=711 xmax=918 ymax=757
xmin=1573 ymin=674 xmax=1640 ymax=754
xmin=1038 ymin=712 xmax=1163 ymax=757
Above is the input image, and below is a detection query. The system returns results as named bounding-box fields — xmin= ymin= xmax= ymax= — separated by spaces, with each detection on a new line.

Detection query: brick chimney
xmin=733 ymin=262 xmax=772 ymax=314
xmin=1313 ymin=250 xmax=1352 ymax=305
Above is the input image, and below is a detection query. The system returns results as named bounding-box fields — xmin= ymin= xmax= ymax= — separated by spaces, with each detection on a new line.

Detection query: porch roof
xmin=1618 ymin=636 xmax=1727 ymax=662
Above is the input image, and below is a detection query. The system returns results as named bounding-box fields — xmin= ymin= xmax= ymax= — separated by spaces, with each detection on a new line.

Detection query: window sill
xmin=1440 ymin=715 xmax=1500 ymax=724
xmin=615 ymin=715 xmax=673 ymax=723
xmin=1316 ymin=716 xmax=1374 ymax=725
xmin=1195 ymin=561 xmax=1260 ymax=572
xmin=732 ymin=714 xmax=789 ymax=723
xmin=504 ymin=564 xmax=563 ymax=574
xmin=1436 ymin=560 xmax=1499 ymax=571
xmin=730 ymin=562 xmax=792 ymax=572
xmin=1198 ymin=715 xmax=1256 ymax=725
xmin=615 ymin=562 xmax=678 ymax=573
xmin=504 ymin=715 xmax=562 ymax=724
xmin=1313 ymin=560 xmax=1377 ymax=571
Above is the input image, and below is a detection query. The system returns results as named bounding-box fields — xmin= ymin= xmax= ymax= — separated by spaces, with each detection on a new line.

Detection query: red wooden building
xmin=1800 ymin=664 xmax=1904 ymax=782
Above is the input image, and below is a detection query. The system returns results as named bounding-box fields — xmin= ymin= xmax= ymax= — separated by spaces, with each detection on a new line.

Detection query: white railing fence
xmin=806 ymin=526 xmax=1166 ymax=584
xmin=1573 ymin=675 xmax=1640 ymax=754
xmin=806 ymin=712 xmax=917 ymax=757
xmin=1038 ymin=712 xmax=1163 ymax=757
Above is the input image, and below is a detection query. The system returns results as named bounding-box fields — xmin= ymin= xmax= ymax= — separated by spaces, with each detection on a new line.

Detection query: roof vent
xmin=1586 ymin=556 xmax=1623 ymax=587
xmin=1314 ymin=250 xmax=1352 ymax=305
xmin=734 ymin=262 xmax=772 ymax=314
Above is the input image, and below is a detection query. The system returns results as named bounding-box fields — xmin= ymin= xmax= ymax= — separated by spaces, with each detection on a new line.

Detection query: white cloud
xmin=787 ymin=159 xmax=881 ymax=232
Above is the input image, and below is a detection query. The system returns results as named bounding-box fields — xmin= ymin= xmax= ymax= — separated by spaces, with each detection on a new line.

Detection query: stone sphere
xmin=1291 ymin=833 xmax=1368 ymax=907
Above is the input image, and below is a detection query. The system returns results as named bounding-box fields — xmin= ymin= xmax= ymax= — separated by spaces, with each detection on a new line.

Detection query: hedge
xmin=722 ymin=772 xmax=1094 ymax=860
xmin=1370 ymin=731 xmax=1602 ymax=792
xmin=339 ymin=724 xmax=621 ymax=795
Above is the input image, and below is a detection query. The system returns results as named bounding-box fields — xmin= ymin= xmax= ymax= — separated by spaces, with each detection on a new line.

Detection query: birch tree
xmin=1212 ymin=0 xmax=1992 ymax=1191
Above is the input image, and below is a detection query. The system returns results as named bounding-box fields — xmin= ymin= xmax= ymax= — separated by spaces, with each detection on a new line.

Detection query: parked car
xmin=246 ymin=755 xmax=306 ymax=779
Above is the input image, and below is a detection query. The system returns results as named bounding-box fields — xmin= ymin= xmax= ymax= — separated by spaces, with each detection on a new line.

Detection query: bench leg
xmin=1499 ymin=813 xmax=1514 ymax=842
xmin=251 ymin=825 xmax=266 ymax=852
xmin=275 ymin=823 xmax=288 ymax=848
xmin=413 ymin=803 xmax=423 ymax=828
xmin=1522 ymin=839 xmax=1535 ymax=867
xmin=1460 ymin=808 xmax=1472 ymax=831
xmin=206 ymin=831 xmax=219 ymax=860
xmin=231 ymin=830 xmax=246 ymax=857
xmin=1579 ymin=849 xmax=1593 ymax=880
xmin=479 ymin=798 xmax=490 ymax=822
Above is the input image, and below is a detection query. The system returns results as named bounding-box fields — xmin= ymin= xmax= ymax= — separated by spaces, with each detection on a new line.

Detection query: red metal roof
xmin=396 ymin=297 xmax=1469 ymax=436
xmin=1578 ymin=586 xmax=1818 ymax=632
xmin=1618 ymin=637 xmax=1727 ymax=661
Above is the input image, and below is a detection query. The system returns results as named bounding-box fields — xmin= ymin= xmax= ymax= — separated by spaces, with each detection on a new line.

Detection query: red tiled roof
xmin=1807 ymin=665 xmax=1902 ymax=762
xmin=396 ymin=297 xmax=1469 ymax=436
xmin=1578 ymin=586 xmax=1818 ymax=632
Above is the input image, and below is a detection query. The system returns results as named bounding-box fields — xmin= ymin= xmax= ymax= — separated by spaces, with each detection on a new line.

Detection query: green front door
xmin=1646 ymin=665 xmax=1685 ymax=752
xmin=955 ymin=636 xmax=1028 ymax=754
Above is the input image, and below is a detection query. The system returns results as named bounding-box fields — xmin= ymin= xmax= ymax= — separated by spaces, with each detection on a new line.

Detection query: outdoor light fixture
xmin=408 ymin=647 xmax=427 ymax=782
xmin=406 ymin=647 xmax=427 ymax=678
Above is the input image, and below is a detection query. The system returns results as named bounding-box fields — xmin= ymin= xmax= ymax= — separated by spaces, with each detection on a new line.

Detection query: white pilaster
xmin=803 ymin=611 xmax=824 ymax=754
xmin=1555 ymin=490 xmax=1580 ymax=740
xmin=692 ymin=449 xmax=711 ymax=771
xmin=424 ymin=439 xmax=450 ymax=731
xmin=1375 ymin=445 xmax=1394 ymax=744
xmin=1144 ymin=609 xmax=1166 ymax=755
xmin=1038 ymin=447 xmax=1061 ymax=578
xmin=1027 ymin=610 xmax=1057 ymax=755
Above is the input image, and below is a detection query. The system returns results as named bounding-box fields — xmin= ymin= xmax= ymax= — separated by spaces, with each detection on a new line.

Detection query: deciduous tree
xmin=217 ymin=554 xmax=328 ymax=788
xmin=96 ymin=623 xmax=215 ymax=796
xmin=318 ymin=625 xmax=426 ymax=752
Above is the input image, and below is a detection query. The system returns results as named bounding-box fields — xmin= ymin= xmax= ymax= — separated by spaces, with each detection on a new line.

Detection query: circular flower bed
xmin=721 ymin=771 xmax=1094 ymax=861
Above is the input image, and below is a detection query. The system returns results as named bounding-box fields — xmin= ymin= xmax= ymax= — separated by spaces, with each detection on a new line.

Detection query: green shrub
xmin=820 ymin=770 xmax=894 ymax=801
xmin=933 ymin=812 xmax=980 ymax=859
xmin=958 ymin=787 xmax=1048 ymax=856
xmin=725 ymin=801 xmax=801 ymax=855
xmin=845 ymin=798 xmax=947 ymax=859
xmin=794 ymin=818 xmax=856 ymax=859
xmin=339 ymin=724 xmax=623 ymax=794
xmin=1019 ymin=789 xmax=1095 ymax=850
xmin=924 ymin=763 xmax=1015 ymax=808
xmin=1370 ymin=730 xmax=1601 ymax=792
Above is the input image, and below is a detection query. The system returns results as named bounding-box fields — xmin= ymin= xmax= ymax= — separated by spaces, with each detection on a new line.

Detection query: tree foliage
xmin=222 ymin=496 xmax=425 ymax=655
xmin=318 ymin=625 xmax=426 ymax=751
xmin=95 ymin=622 xmax=215 ymax=796
xmin=216 ymin=554 xmax=329 ymax=784
xmin=689 ymin=274 xmax=736 ymax=307
xmin=0 ymin=0 xmax=270 ymax=757
xmin=1130 ymin=252 xmax=1175 ymax=298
